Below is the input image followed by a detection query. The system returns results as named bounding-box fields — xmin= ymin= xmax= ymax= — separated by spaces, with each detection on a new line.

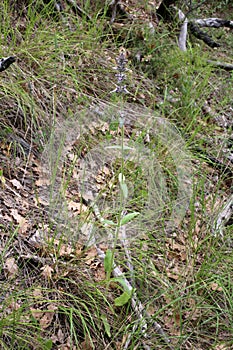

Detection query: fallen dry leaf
xmin=8 ymin=300 xmax=21 ymax=311
xmin=75 ymin=243 xmax=83 ymax=256
xmin=4 ymin=257 xmax=18 ymax=278
xmin=210 ymin=282 xmax=223 ymax=292
xmin=214 ymin=345 xmax=230 ymax=350
xmin=94 ymin=265 xmax=106 ymax=281
xmin=10 ymin=178 xmax=23 ymax=189
xmin=39 ymin=304 xmax=57 ymax=329
xmin=51 ymin=328 xmax=65 ymax=344
xmin=18 ymin=220 xmax=29 ymax=236
xmin=166 ymin=265 xmax=180 ymax=280
xmin=32 ymin=287 xmax=43 ymax=299
xmin=9 ymin=208 xmax=29 ymax=235
xmin=67 ymin=200 xmax=81 ymax=212
xmin=35 ymin=177 xmax=51 ymax=186
xmin=57 ymin=328 xmax=65 ymax=343
xmin=41 ymin=265 xmax=54 ymax=279
xmin=59 ymin=244 xmax=73 ymax=257
xmin=84 ymin=246 xmax=98 ymax=265
xmin=34 ymin=196 xmax=49 ymax=206
xmin=10 ymin=208 xmax=26 ymax=224
xmin=28 ymin=230 xmax=43 ymax=248
xmin=58 ymin=336 xmax=78 ymax=350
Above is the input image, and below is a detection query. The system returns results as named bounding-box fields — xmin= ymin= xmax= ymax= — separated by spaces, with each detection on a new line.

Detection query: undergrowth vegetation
xmin=0 ymin=1 xmax=232 ymax=349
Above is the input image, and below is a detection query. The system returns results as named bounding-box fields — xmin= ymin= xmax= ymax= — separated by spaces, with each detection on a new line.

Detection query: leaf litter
xmin=0 ymin=1 xmax=233 ymax=349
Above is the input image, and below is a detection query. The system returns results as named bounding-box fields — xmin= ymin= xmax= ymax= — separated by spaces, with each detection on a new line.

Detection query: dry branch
xmin=192 ymin=18 xmax=233 ymax=28
xmin=178 ymin=9 xmax=188 ymax=51
xmin=214 ymin=194 xmax=233 ymax=236
xmin=170 ymin=6 xmax=233 ymax=50
xmin=188 ymin=22 xmax=221 ymax=48
xmin=0 ymin=56 xmax=16 ymax=72
xmin=108 ymin=0 xmax=120 ymax=24
xmin=207 ymin=60 xmax=233 ymax=71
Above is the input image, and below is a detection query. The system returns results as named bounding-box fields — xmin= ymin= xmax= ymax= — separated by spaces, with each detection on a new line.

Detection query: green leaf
xmin=120 ymin=212 xmax=140 ymax=226
xmin=44 ymin=340 xmax=53 ymax=350
xmin=118 ymin=172 xmax=125 ymax=183
xmin=104 ymin=249 xmax=113 ymax=274
xmin=109 ymin=121 xmax=119 ymax=131
xmin=114 ymin=291 xmax=131 ymax=306
xmin=106 ymin=145 xmax=133 ymax=150
xmin=102 ymin=219 xmax=116 ymax=226
xmin=120 ymin=182 xmax=128 ymax=199
xmin=101 ymin=314 xmax=111 ymax=337
xmin=110 ymin=277 xmax=132 ymax=294
xmin=37 ymin=338 xmax=52 ymax=350
xmin=118 ymin=173 xmax=128 ymax=199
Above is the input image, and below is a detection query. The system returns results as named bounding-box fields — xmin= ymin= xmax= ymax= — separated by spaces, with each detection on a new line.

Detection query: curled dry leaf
xmin=84 ymin=246 xmax=98 ymax=265
xmin=4 ymin=257 xmax=18 ymax=278
xmin=210 ymin=282 xmax=223 ymax=292
xmin=51 ymin=328 xmax=65 ymax=344
xmin=41 ymin=264 xmax=54 ymax=279
xmin=94 ymin=265 xmax=106 ymax=281
xmin=10 ymin=208 xmax=29 ymax=235
xmin=59 ymin=244 xmax=73 ymax=257
xmin=9 ymin=178 xmax=23 ymax=189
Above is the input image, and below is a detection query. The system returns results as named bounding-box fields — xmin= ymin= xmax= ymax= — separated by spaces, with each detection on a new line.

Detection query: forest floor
xmin=0 ymin=1 xmax=233 ymax=349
